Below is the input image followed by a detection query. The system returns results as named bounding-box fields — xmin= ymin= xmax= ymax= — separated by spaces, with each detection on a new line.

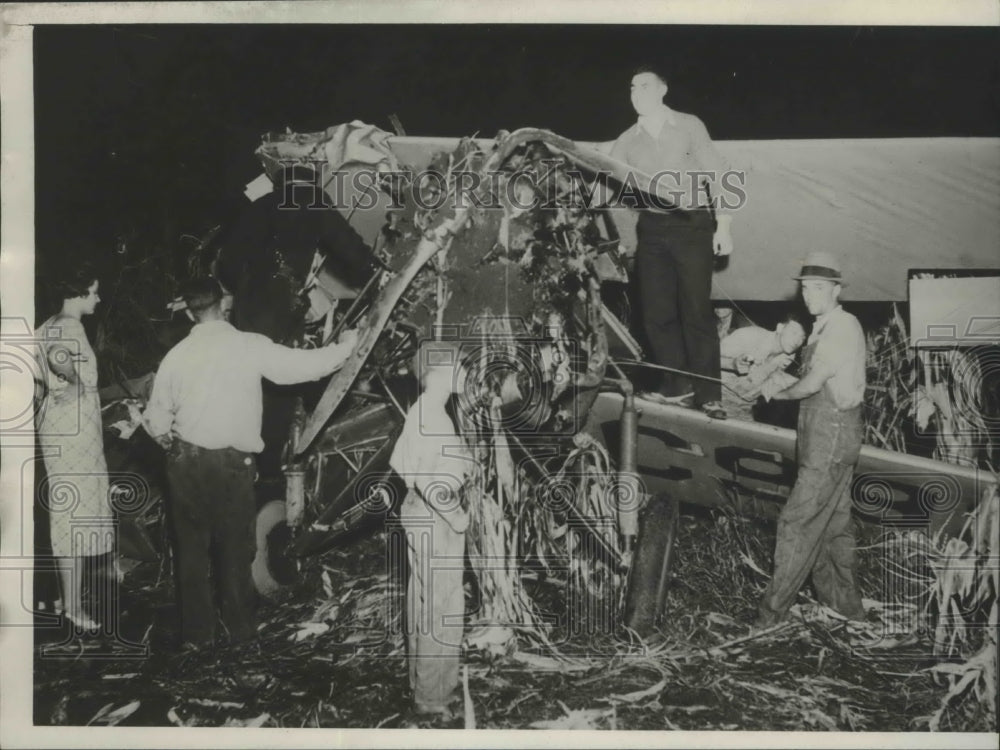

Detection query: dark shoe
xmin=638 ymin=391 xmax=669 ymax=406
xmin=700 ymin=401 xmax=727 ymax=420
xmin=640 ymin=391 xmax=694 ymax=407
xmin=663 ymin=390 xmax=695 ymax=405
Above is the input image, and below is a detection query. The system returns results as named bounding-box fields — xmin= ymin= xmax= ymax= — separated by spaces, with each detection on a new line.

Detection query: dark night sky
xmin=33 ymin=24 xmax=1000 ymax=282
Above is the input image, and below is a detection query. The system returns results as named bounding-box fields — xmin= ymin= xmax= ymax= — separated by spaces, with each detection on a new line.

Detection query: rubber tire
xmin=624 ymin=494 xmax=680 ymax=636
xmin=251 ymin=500 xmax=294 ymax=598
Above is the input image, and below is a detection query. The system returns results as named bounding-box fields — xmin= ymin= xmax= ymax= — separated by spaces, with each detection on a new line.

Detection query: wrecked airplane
xmin=99 ymin=123 xmax=997 ymax=632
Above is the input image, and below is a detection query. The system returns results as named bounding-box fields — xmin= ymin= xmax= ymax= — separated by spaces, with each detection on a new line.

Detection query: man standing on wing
xmin=610 ymin=64 xmax=735 ymax=418
xmin=144 ymin=277 xmax=359 ymax=649
xmin=756 ymin=252 xmax=867 ymax=627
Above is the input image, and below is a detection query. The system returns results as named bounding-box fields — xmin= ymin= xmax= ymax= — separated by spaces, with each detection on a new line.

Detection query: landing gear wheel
xmin=252 ymin=500 xmax=298 ymax=598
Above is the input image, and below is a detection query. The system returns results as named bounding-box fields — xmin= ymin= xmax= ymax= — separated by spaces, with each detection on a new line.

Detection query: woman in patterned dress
xmin=36 ymin=265 xmax=113 ymax=631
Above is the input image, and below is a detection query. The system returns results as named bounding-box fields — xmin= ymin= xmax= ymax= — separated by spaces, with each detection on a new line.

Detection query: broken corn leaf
xmin=290 ymin=621 xmax=331 ymax=642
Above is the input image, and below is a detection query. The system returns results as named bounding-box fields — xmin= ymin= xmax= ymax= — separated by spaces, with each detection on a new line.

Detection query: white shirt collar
xmin=191 ymin=318 xmax=232 ymax=333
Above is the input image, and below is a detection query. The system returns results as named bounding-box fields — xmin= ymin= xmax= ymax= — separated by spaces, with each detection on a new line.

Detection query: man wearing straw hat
xmin=755 ymin=251 xmax=867 ymax=627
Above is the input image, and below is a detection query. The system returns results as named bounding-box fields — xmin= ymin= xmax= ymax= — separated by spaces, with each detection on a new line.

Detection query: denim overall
xmin=757 ymin=334 xmax=865 ymax=625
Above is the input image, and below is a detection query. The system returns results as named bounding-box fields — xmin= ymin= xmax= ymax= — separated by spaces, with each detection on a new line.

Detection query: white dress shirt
xmin=144 ymin=320 xmax=353 ymax=452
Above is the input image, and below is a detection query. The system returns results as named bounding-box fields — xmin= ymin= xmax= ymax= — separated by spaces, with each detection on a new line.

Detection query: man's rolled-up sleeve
xmin=690 ymin=117 xmax=732 ymax=213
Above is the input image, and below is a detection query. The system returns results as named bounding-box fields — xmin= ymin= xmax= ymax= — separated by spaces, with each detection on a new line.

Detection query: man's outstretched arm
xmin=257 ymin=328 xmax=360 ymax=385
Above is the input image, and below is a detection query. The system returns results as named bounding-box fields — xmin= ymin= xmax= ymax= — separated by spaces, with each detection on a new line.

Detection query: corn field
xmin=922 ymin=486 xmax=998 ymax=729
xmin=862 ymin=301 xmax=998 ymax=729
xmin=864 ymin=302 xmax=996 ymax=469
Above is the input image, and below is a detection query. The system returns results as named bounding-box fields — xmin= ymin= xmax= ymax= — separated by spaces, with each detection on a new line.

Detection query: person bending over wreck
xmin=144 ymin=277 xmax=359 ymax=650
xmin=390 ymin=340 xmax=474 ymax=719
xmin=719 ymin=315 xmax=806 ymax=420
xmin=755 ymin=252 xmax=867 ymax=628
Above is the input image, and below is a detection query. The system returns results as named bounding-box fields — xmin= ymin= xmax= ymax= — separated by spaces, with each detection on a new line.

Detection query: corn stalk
xmin=863 ymin=303 xmax=915 ymax=453
xmin=865 ymin=303 xmax=995 ymax=470
xmin=555 ymin=437 xmax=626 ymax=630
xmin=460 ymin=315 xmax=552 ymax=647
xmin=919 ymin=485 xmax=998 ymax=730
xmin=917 ymin=348 xmax=994 ymax=469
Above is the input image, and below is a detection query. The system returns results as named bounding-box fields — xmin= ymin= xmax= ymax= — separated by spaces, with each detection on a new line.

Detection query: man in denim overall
xmin=756 ymin=252 xmax=867 ymax=627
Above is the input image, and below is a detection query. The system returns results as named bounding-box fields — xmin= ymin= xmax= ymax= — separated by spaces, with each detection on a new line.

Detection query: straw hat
xmin=794 ymin=251 xmax=847 ymax=286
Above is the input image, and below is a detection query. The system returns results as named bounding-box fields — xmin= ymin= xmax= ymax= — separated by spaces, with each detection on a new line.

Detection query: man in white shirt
xmin=756 ymin=252 xmax=867 ymax=628
xmin=144 ymin=277 xmax=358 ymax=648
xmin=609 ymin=65 xmax=734 ymax=418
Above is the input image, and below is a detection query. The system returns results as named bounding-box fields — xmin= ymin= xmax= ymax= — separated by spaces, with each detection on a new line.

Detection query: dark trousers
xmin=758 ymin=397 xmax=865 ymax=625
xmin=635 ymin=209 xmax=721 ymax=404
xmin=165 ymin=440 xmax=258 ymax=645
